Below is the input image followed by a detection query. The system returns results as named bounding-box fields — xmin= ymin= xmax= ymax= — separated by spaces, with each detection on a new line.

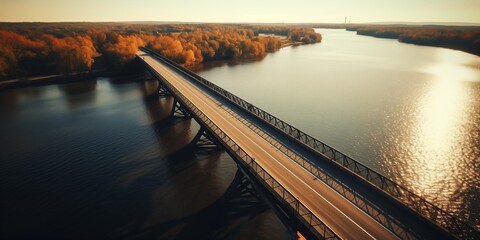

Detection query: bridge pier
xmin=222 ymin=169 xmax=268 ymax=217
xmin=171 ymin=99 xmax=191 ymax=118
xmin=228 ymin=167 xmax=303 ymax=240
xmin=157 ymin=83 xmax=171 ymax=97
xmin=190 ymin=127 xmax=222 ymax=152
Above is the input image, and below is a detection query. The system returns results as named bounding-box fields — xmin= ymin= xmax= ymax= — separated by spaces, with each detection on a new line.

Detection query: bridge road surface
xmin=138 ymin=50 xmax=398 ymax=240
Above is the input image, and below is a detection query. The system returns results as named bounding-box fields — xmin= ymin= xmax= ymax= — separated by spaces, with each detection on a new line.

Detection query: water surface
xmin=197 ymin=29 xmax=480 ymax=228
xmin=0 ymin=78 xmax=284 ymax=239
xmin=1 ymin=28 xmax=479 ymax=237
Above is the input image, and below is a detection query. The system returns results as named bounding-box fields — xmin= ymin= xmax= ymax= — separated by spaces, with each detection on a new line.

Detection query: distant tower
xmin=349 ymin=16 xmax=351 ymax=23
xmin=344 ymin=16 xmax=347 ymax=24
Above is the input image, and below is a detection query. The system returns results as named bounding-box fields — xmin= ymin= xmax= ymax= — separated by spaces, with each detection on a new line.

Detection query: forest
xmin=0 ymin=23 xmax=322 ymax=80
xmin=347 ymin=25 xmax=480 ymax=56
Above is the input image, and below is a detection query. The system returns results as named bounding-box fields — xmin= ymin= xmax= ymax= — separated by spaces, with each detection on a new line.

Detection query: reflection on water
xmin=197 ymin=28 xmax=480 ymax=229
xmin=58 ymin=80 xmax=98 ymax=110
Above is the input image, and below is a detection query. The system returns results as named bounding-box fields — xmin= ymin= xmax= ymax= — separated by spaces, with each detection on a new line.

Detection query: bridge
xmin=137 ymin=48 xmax=479 ymax=240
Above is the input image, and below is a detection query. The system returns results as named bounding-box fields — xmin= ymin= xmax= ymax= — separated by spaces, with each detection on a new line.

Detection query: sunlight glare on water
xmin=389 ymin=48 xmax=480 ymax=219
xmin=408 ymin=74 xmax=469 ymax=195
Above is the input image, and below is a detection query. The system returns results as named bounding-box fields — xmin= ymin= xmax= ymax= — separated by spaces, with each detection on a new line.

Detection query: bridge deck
xmin=138 ymin=50 xmax=399 ymax=240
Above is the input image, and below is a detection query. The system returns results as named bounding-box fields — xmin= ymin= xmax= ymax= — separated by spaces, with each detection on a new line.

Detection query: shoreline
xmin=186 ymin=41 xmax=305 ymax=72
xmin=0 ymin=40 xmax=313 ymax=91
xmin=0 ymin=72 xmax=97 ymax=91
xmin=345 ymin=27 xmax=480 ymax=56
xmin=0 ymin=70 xmax=111 ymax=91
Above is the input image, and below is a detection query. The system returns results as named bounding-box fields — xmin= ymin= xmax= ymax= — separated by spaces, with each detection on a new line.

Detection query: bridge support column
xmin=157 ymin=83 xmax=171 ymax=97
xmin=190 ymin=127 xmax=222 ymax=152
xmin=170 ymin=99 xmax=191 ymax=118
xmin=222 ymin=169 xmax=267 ymax=215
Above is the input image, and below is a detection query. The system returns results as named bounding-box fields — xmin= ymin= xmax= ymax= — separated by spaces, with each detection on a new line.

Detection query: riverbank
xmin=0 ymin=72 xmax=99 ymax=91
xmin=0 ymin=67 xmax=150 ymax=91
xmin=346 ymin=26 xmax=480 ymax=56
xmin=186 ymin=42 xmax=307 ymax=73
xmin=0 ymin=38 xmax=315 ymax=91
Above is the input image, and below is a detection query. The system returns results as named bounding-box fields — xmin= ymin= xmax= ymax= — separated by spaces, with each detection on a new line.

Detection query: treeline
xmin=347 ymin=26 xmax=480 ymax=55
xmin=147 ymin=30 xmax=285 ymax=65
xmin=0 ymin=30 xmax=96 ymax=79
xmin=0 ymin=22 xmax=324 ymax=38
xmin=0 ymin=23 xmax=322 ymax=80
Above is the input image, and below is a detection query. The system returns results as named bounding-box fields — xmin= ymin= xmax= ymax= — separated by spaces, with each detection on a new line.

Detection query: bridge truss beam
xmin=171 ymin=99 xmax=191 ymax=119
xmin=190 ymin=127 xmax=222 ymax=152
xmin=157 ymin=83 xmax=171 ymax=97
xmin=222 ymin=169 xmax=267 ymax=215
xmin=140 ymin=53 xmax=339 ymax=240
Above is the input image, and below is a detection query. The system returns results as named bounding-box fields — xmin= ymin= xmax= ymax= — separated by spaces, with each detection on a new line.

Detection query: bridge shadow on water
xmin=113 ymin=157 xmax=271 ymax=240
xmin=105 ymin=81 xmax=285 ymax=239
xmin=0 ymin=77 xmax=284 ymax=240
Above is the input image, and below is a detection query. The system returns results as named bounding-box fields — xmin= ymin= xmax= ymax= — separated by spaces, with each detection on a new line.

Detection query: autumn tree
xmin=261 ymin=37 xmax=282 ymax=52
xmin=0 ymin=30 xmax=47 ymax=78
xmin=42 ymin=34 xmax=97 ymax=74
xmin=0 ymin=23 xmax=327 ymax=79
xmin=103 ymin=35 xmax=144 ymax=69
xmin=288 ymin=29 xmax=322 ymax=44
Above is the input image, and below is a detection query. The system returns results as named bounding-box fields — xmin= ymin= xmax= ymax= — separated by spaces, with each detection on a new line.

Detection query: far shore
xmin=344 ymin=26 xmax=480 ymax=56
xmin=0 ymin=39 xmax=311 ymax=91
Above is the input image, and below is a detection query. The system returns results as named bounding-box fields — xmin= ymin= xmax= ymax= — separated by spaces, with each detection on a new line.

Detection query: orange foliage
xmin=0 ymin=30 xmax=46 ymax=78
xmin=260 ymin=37 xmax=282 ymax=52
xmin=0 ymin=30 xmax=96 ymax=78
xmin=42 ymin=34 xmax=97 ymax=74
xmin=103 ymin=35 xmax=145 ymax=68
xmin=150 ymin=36 xmax=184 ymax=59
xmin=144 ymin=29 xmax=274 ymax=65
xmin=0 ymin=23 xmax=326 ymax=79
xmin=288 ymin=29 xmax=322 ymax=43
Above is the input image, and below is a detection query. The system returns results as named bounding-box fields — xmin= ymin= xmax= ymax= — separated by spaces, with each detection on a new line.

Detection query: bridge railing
xmin=220 ymin=106 xmax=418 ymax=239
xmin=140 ymin=47 xmax=479 ymax=240
xmin=140 ymin=57 xmax=341 ymax=240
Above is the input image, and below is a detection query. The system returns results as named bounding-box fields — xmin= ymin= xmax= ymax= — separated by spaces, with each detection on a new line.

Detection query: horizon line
xmin=1 ymin=20 xmax=480 ymax=26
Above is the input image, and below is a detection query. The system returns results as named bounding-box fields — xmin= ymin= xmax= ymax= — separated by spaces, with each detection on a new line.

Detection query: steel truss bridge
xmin=137 ymin=47 xmax=478 ymax=240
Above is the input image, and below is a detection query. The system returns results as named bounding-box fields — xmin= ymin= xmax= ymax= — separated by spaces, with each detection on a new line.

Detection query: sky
xmin=1 ymin=0 xmax=479 ymax=23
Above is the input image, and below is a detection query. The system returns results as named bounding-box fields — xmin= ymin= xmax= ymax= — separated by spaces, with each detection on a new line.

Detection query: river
xmin=197 ymin=28 xmax=480 ymax=229
xmin=0 ymin=28 xmax=478 ymax=238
